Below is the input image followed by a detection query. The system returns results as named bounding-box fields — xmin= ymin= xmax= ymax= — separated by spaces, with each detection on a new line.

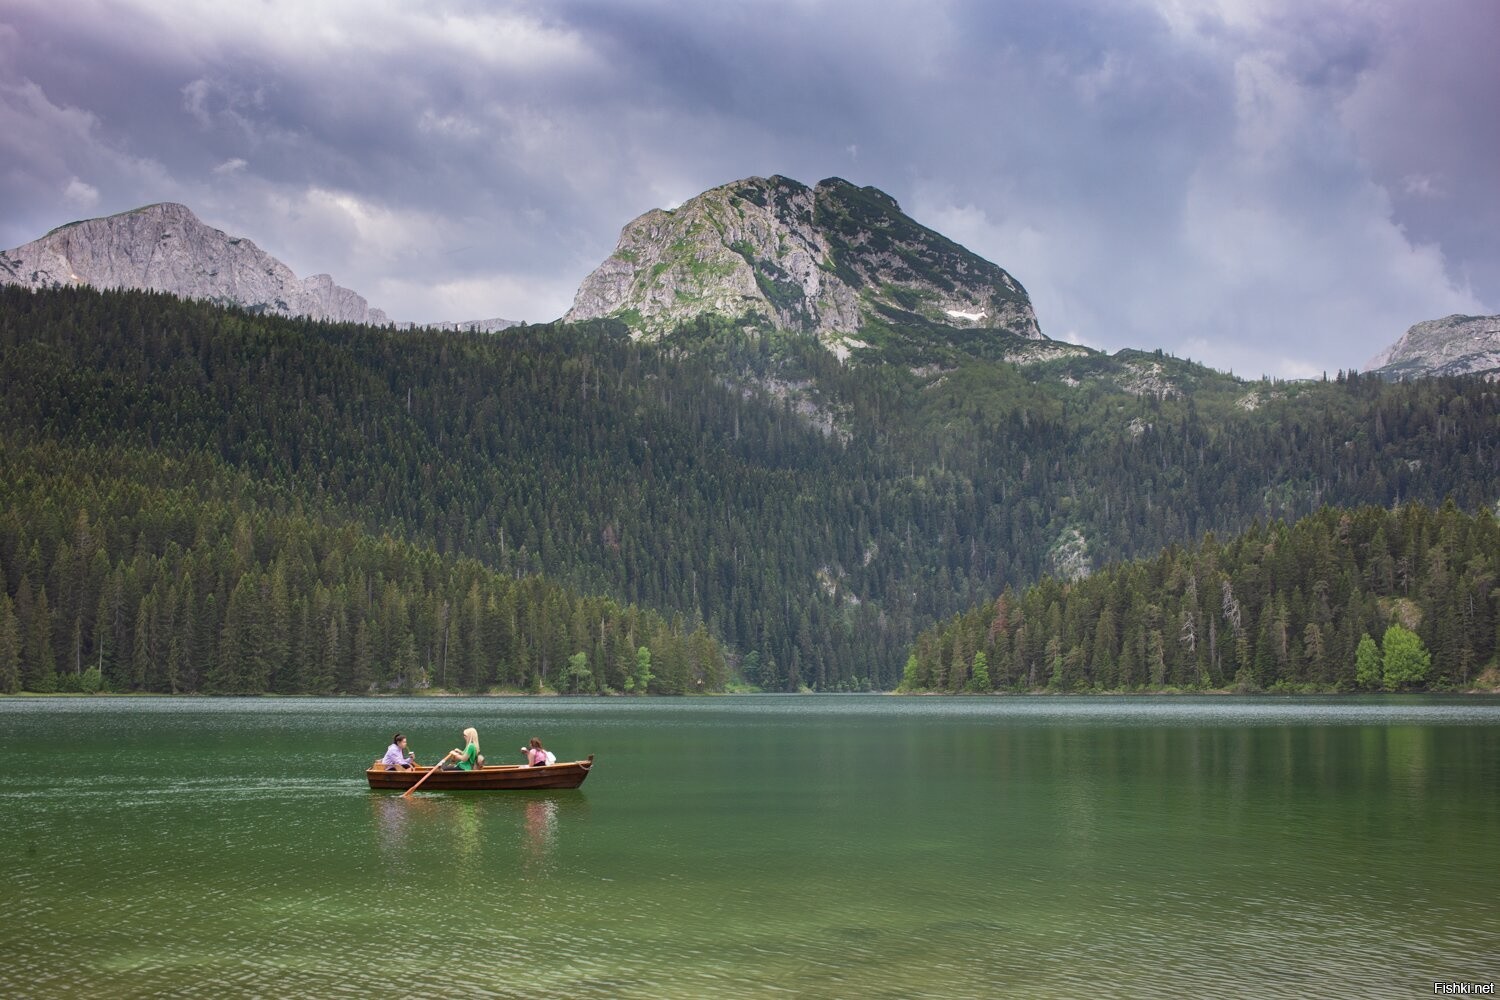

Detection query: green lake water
xmin=2 ymin=695 xmax=1497 ymax=998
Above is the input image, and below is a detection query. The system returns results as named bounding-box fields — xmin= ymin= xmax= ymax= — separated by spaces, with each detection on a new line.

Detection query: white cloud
xmin=1055 ymin=328 xmax=1099 ymax=350
xmin=1400 ymin=174 xmax=1442 ymax=199
xmin=126 ymin=0 xmax=601 ymax=80
xmin=374 ymin=271 xmax=580 ymax=326
xmin=0 ymin=76 xmax=175 ymax=246
xmin=220 ymin=185 xmax=453 ymax=280
xmin=63 ymin=176 xmax=99 ymax=207
xmin=180 ymin=77 xmax=213 ymax=128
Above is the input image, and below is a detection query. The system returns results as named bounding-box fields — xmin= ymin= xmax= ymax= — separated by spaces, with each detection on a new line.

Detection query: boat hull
xmin=366 ymin=755 xmax=594 ymax=791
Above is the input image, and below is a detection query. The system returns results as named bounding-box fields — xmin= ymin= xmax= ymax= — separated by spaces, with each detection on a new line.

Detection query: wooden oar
xmin=401 ymin=751 xmax=456 ymax=799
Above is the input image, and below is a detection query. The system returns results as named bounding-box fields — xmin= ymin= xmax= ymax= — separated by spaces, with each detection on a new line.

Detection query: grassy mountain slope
xmin=566 ymin=175 xmax=1054 ymax=366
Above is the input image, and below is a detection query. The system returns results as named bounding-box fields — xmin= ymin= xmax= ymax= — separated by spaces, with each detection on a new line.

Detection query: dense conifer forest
xmin=904 ymin=502 xmax=1499 ymax=692
xmin=0 ymin=441 xmax=724 ymax=694
xmin=2 ymin=285 xmax=1498 ymax=692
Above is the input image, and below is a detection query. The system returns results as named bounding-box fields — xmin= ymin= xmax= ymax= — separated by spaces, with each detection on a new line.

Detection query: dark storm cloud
xmin=1339 ymin=0 xmax=1500 ymax=306
xmin=0 ymin=0 xmax=1493 ymax=377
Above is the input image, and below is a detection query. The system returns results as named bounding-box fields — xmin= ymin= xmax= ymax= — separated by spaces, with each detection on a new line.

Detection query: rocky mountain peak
xmin=565 ymin=174 xmax=1048 ymax=361
xmin=0 ymin=202 xmax=392 ymax=325
xmin=1366 ymin=314 xmax=1500 ymax=379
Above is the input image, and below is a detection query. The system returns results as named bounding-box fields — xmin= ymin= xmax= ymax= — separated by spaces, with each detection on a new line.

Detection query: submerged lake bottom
xmin=2 ymin=695 xmax=1497 ymax=998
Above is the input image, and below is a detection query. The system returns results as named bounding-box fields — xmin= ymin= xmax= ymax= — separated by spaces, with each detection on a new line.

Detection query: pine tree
xmin=1354 ymin=633 xmax=1381 ymax=689
xmin=132 ymin=600 xmax=151 ymax=691
xmin=350 ymin=617 xmax=374 ymax=694
xmin=1301 ymin=622 xmax=1326 ymax=685
xmin=968 ymin=650 xmax=990 ymax=692
xmin=26 ymin=587 xmax=57 ymax=692
xmin=0 ymin=593 xmax=20 ymax=693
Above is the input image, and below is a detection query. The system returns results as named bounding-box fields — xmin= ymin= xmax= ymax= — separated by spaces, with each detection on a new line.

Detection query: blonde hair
xmin=462 ymin=727 xmax=479 ymax=751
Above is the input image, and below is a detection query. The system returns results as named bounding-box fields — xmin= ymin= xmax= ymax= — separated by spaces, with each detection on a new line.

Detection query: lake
xmin=2 ymin=695 xmax=1497 ymax=998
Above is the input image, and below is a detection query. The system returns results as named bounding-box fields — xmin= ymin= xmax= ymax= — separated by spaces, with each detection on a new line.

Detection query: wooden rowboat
xmin=366 ymin=755 xmax=595 ymax=791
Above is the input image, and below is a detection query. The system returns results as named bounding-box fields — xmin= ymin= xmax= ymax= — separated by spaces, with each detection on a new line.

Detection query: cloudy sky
xmin=2 ymin=0 xmax=1494 ymax=378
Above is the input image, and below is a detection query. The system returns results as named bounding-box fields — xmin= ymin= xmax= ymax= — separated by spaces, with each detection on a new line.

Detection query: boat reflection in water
xmin=522 ymin=798 xmax=558 ymax=877
xmin=370 ymin=793 xmax=445 ymax=851
xmin=370 ymin=791 xmax=587 ymax=873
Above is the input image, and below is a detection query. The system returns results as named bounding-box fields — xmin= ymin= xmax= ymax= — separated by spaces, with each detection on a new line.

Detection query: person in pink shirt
xmin=522 ymin=737 xmax=555 ymax=766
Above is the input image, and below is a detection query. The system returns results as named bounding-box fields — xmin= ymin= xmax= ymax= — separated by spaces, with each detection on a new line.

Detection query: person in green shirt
xmin=440 ymin=727 xmax=482 ymax=770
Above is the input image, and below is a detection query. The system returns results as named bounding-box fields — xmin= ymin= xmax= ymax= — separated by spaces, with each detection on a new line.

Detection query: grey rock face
xmin=1366 ymin=314 xmax=1500 ymax=378
xmin=565 ymin=175 xmax=1043 ymax=356
xmin=0 ymin=203 xmax=392 ymax=325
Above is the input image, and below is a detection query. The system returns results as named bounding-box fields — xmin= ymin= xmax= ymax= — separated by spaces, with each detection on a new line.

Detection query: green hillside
xmin=2 ymin=285 xmax=1499 ymax=691
xmin=904 ymin=501 xmax=1500 ymax=692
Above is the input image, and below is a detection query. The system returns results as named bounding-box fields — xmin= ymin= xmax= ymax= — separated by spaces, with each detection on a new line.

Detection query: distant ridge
xmin=0 ymin=203 xmax=392 ymax=325
xmin=1366 ymin=314 xmax=1500 ymax=379
xmin=409 ymin=317 xmax=523 ymax=334
xmin=0 ymin=203 xmax=521 ymax=330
